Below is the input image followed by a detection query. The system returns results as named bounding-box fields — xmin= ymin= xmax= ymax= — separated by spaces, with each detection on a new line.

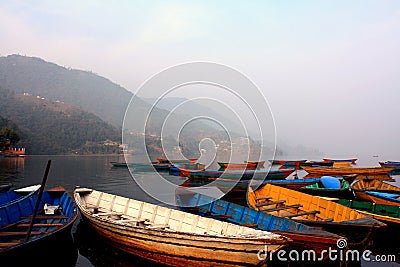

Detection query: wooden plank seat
xmin=0 ymin=231 xmax=47 ymax=236
xmin=260 ymin=204 xmax=303 ymax=212
xmin=284 ymin=210 xmax=320 ymax=219
xmin=255 ymin=196 xmax=272 ymax=202
xmin=255 ymin=200 xmax=286 ymax=207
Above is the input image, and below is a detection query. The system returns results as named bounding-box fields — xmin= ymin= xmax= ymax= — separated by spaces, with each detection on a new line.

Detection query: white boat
xmin=74 ymin=187 xmax=288 ymax=267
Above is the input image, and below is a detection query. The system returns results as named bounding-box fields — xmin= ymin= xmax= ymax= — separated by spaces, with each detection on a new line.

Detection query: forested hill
xmin=0 ymin=54 xmax=136 ymax=127
xmin=0 ymin=88 xmax=121 ymax=154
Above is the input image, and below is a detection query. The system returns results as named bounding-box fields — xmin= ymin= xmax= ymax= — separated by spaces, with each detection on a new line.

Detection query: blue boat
xmin=176 ymin=188 xmax=344 ymax=255
xmin=0 ymin=186 xmax=78 ymax=264
xmin=365 ymin=191 xmax=400 ymax=206
xmin=188 ymin=168 xmax=295 ymax=180
xmin=0 ymin=185 xmax=40 ymax=210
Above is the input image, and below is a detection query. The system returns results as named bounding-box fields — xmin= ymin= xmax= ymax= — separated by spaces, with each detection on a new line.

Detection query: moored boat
xmin=269 ymin=159 xmax=307 ymax=167
xmin=176 ymin=188 xmax=345 ymax=257
xmin=299 ymin=161 xmax=334 ymax=167
xmin=74 ymin=187 xmax=288 ymax=267
xmin=338 ymin=199 xmax=400 ymax=225
xmin=351 ymin=179 xmax=400 ymax=201
xmin=364 ymin=191 xmax=400 ymax=207
xmin=248 ymin=183 xmax=386 ymax=247
xmin=0 ymin=184 xmax=41 ymax=210
xmin=0 ymin=186 xmax=78 ymax=264
xmin=217 ymin=161 xmax=264 ymax=170
xmin=299 ymin=176 xmax=353 ymax=199
xmin=323 ymin=158 xmax=358 ymax=164
xmin=301 ymin=166 xmax=394 ymax=176
xmin=188 ymin=169 xmax=295 ymax=180
xmin=379 ymin=161 xmax=400 ymax=172
xmin=110 ymin=161 xmax=170 ymax=171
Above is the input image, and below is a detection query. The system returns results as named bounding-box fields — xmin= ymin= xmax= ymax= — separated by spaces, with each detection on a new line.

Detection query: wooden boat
xmin=299 ymin=176 xmax=353 ymax=199
xmin=269 ymin=159 xmax=307 ymax=167
xmin=338 ymin=199 xmax=400 ymax=225
xmin=323 ymin=158 xmax=358 ymax=164
xmin=188 ymin=169 xmax=295 ymax=180
xmin=301 ymin=166 xmax=394 ymax=176
xmin=0 ymin=186 xmax=78 ymax=262
xmin=176 ymin=188 xmax=345 ymax=256
xmin=217 ymin=161 xmax=264 ymax=170
xmin=171 ymin=163 xmax=206 ymax=177
xmin=379 ymin=161 xmax=400 ymax=167
xmin=0 ymin=185 xmax=41 ymax=209
xmin=110 ymin=161 xmax=170 ymax=171
xmin=244 ymin=160 xmax=265 ymax=168
xmin=379 ymin=161 xmax=400 ymax=172
xmin=157 ymin=158 xmax=197 ymax=164
xmin=265 ymin=178 xmax=322 ymax=190
xmin=74 ymin=188 xmax=288 ymax=267
xmin=248 ymin=184 xmax=386 ymax=247
xmin=300 ymin=161 xmax=333 ymax=167
xmin=351 ymin=179 xmax=400 ymax=201
xmin=364 ymin=191 xmax=400 ymax=207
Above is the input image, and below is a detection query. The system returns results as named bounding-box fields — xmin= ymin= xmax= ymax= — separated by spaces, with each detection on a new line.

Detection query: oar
xmin=25 ymin=160 xmax=52 ymax=241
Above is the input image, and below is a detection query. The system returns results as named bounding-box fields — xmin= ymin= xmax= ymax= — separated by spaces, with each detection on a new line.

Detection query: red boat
xmin=269 ymin=160 xmax=307 ymax=167
xmin=217 ymin=161 xmax=264 ymax=170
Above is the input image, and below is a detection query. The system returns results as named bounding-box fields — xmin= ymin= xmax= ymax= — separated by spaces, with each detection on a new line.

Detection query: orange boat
xmin=352 ymin=179 xmax=400 ymax=201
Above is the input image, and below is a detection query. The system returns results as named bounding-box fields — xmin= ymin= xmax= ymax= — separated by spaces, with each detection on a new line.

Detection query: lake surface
xmin=0 ymin=155 xmax=399 ymax=266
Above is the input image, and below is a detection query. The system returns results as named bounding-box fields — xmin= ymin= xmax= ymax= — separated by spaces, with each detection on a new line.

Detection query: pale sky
xmin=1 ymin=1 xmax=400 ymax=160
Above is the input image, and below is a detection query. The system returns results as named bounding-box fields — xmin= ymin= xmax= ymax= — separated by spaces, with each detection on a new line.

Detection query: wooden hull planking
xmin=74 ymin=188 xmax=287 ymax=267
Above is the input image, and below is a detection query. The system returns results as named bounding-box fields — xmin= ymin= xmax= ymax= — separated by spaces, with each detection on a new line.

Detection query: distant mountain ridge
xmin=0 ymin=54 xmax=135 ymax=127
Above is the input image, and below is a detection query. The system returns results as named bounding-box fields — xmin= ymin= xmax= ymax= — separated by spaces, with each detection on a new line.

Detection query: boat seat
xmin=261 ymin=204 xmax=303 ymax=212
xmin=21 ymin=215 xmax=68 ymax=219
xmin=323 ymin=218 xmax=334 ymax=222
xmin=0 ymin=231 xmax=47 ymax=236
xmin=255 ymin=196 xmax=272 ymax=201
xmin=284 ymin=210 xmax=320 ymax=218
xmin=256 ymin=200 xmax=286 ymax=207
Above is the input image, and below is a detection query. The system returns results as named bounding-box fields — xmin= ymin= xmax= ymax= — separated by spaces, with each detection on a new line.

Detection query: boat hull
xmin=301 ymin=166 xmax=394 ymax=176
xmin=74 ymin=188 xmax=287 ymax=267
xmin=248 ymin=184 xmax=386 ymax=248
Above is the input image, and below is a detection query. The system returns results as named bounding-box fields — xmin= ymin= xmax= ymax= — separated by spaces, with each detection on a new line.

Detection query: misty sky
xmin=1 ymin=1 xmax=400 ymax=160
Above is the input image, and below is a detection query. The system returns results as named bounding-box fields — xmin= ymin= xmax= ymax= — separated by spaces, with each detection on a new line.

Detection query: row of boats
xmin=1 ymin=158 xmax=400 ymax=266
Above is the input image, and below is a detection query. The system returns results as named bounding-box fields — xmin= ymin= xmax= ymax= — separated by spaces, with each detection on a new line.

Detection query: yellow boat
xmin=301 ymin=166 xmax=394 ymax=176
xmin=248 ymin=184 xmax=386 ymax=247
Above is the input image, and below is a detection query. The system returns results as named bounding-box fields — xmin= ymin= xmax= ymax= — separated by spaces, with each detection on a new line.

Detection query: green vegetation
xmin=0 ymin=87 xmax=121 ymax=154
xmin=0 ymin=116 xmax=21 ymax=150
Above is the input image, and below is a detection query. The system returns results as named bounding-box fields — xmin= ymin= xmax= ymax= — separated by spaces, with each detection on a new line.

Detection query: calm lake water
xmin=0 ymin=155 xmax=399 ymax=266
